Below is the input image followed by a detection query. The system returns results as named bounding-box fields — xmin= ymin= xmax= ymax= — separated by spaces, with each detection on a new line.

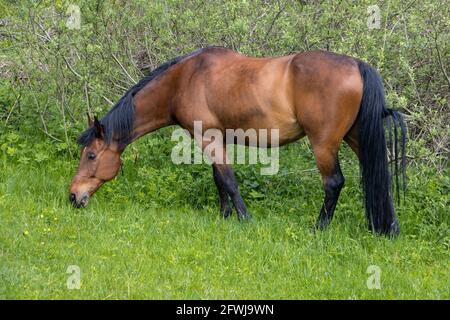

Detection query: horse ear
xmin=87 ymin=113 xmax=93 ymax=127
xmin=93 ymin=116 xmax=104 ymax=138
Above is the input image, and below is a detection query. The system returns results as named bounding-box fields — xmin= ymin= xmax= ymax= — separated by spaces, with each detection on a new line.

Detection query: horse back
xmin=172 ymin=48 xmax=362 ymax=146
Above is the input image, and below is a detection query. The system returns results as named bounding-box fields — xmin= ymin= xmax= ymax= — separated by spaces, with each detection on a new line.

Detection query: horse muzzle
xmin=69 ymin=192 xmax=90 ymax=208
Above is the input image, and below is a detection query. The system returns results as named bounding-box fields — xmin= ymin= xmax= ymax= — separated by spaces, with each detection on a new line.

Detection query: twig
xmin=84 ymin=82 xmax=92 ymax=115
xmin=4 ymin=93 xmax=21 ymax=125
xmin=434 ymin=38 xmax=450 ymax=88
xmin=112 ymin=52 xmax=137 ymax=84
xmin=126 ymin=36 xmax=145 ymax=78
xmin=277 ymin=168 xmax=318 ymax=177
xmin=264 ymin=2 xmax=286 ymax=44
xmin=39 ymin=128 xmax=63 ymax=142
xmin=62 ymin=55 xmax=114 ymax=106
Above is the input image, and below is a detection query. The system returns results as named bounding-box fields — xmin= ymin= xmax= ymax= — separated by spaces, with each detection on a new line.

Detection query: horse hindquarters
xmin=291 ymin=52 xmax=363 ymax=230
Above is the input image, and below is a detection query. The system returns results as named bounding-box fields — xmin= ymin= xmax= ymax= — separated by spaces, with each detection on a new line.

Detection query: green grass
xmin=0 ymin=133 xmax=448 ymax=299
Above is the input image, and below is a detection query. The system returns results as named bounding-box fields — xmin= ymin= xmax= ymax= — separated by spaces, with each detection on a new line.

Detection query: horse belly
xmin=218 ymin=105 xmax=305 ymax=147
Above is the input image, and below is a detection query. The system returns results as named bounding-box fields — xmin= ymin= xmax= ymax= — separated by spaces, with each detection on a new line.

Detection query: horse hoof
xmin=238 ymin=212 xmax=252 ymax=221
xmin=222 ymin=208 xmax=232 ymax=219
xmin=315 ymin=219 xmax=331 ymax=231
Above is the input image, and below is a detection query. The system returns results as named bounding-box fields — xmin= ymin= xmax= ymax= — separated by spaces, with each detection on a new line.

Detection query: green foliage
xmin=0 ymin=0 xmax=448 ymax=299
xmin=0 ymin=143 xmax=448 ymax=299
xmin=0 ymin=0 xmax=448 ymax=168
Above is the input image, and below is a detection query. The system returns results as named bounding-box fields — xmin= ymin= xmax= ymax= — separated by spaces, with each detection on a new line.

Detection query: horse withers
xmin=69 ymin=47 xmax=406 ymax=236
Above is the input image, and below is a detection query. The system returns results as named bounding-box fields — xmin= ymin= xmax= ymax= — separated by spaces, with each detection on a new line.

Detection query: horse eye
xmin=87 ymin=152 xmax=96 ymax=160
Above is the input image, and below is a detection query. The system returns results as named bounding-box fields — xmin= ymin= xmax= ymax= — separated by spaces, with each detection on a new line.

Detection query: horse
xmin=69 ymin=46 xmax=406 ymax=236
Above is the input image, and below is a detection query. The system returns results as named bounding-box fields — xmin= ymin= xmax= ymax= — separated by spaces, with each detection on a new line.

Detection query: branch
xmin=112 ymin=52 xmax=137 ymax=84
xmin=264 ymin=3 xmax=286 ymax=43
xmin=62 ymin=56 xmax=114 ymax=106
xmin=435 ymin=40 xmax=450 ymax=88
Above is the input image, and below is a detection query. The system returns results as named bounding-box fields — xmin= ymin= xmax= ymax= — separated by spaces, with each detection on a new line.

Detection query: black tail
xmin=356 ymin=61 xmax=407 ymax=237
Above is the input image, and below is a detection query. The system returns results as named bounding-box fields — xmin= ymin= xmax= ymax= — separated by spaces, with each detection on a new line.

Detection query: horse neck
xmin=130 ymin=72 xmax=177 ymax=142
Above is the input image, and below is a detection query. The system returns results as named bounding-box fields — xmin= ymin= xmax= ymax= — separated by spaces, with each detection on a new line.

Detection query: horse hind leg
xmin=344 ymin=124 xmax=360 ymax=157
xmin=311 ymin=142 xmax=345 ymax=230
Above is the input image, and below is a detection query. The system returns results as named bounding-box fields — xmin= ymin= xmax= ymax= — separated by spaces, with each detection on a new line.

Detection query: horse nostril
xmin=80 ymin=195 xmax=88 ymax=207
xmin=69 ymin=193 xmax=76 ymax=203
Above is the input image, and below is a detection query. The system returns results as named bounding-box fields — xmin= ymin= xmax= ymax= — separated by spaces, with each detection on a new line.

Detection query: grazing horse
xmin=70 ymin=47 xmax=406 ymax=236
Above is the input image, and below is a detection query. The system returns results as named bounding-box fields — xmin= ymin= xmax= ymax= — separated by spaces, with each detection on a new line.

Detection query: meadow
xmin=1 ymin=130 xmax=448 ymax=299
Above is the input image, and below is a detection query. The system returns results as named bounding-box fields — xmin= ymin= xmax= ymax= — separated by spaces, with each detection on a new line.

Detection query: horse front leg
xmin=196 ymin=134 xmax=250 ymax=221
xmin=212 ymin=163 xmax=251 ymax=221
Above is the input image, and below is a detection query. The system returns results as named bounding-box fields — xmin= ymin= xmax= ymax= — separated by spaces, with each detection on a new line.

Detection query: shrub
xmin=0 ymin=0 xmax=448 ymax=169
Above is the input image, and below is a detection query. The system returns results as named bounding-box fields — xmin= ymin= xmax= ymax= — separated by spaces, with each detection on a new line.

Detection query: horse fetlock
xmin=236 ymin=207 xmax=251 ymax=221
xmin=221 ymin=205 xmax=232 ymax=218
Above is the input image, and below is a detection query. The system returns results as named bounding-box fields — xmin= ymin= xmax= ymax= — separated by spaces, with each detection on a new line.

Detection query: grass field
xmin=0 ymin=130 xmax=448 ymax=299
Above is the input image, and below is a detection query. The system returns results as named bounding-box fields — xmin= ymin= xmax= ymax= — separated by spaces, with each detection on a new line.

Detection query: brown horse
xmin=70 ymin=47 xmax=406 ymax=236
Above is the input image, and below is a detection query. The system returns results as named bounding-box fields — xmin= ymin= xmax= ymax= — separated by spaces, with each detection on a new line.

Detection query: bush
xmin=0 ymin=0 xmax=448 ymax=169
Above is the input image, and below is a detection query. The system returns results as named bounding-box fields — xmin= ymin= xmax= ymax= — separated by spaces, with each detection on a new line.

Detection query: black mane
xmin=77 ymin=48 xmax=206 ymax=147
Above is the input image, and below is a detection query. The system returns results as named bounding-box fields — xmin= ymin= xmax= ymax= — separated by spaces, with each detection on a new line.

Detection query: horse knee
xmin=324 ymin=171 xmax=345 ymax=196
